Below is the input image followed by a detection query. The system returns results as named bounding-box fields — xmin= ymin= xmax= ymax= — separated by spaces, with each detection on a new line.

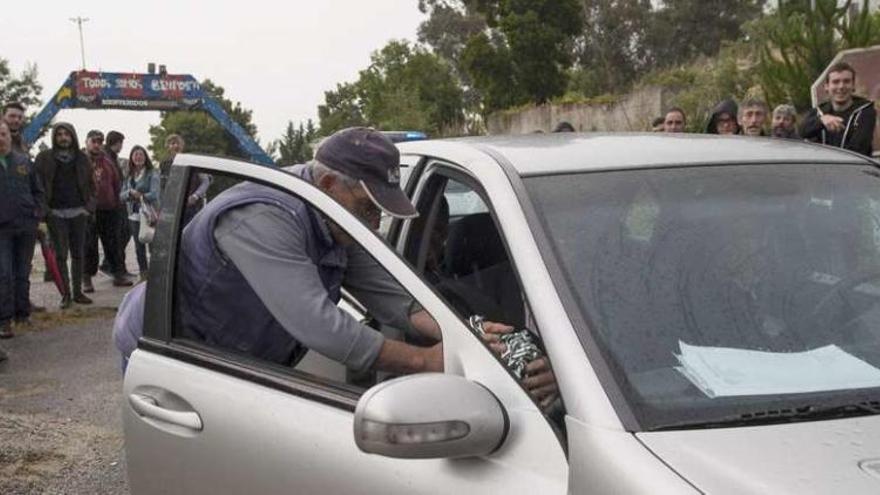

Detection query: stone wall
xmin=486 ymin=85 xmax=676 ymax=135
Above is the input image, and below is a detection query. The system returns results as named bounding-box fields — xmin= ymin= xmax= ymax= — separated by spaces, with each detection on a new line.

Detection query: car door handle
xmin=128 ymin=393 xmax=204 ymax=431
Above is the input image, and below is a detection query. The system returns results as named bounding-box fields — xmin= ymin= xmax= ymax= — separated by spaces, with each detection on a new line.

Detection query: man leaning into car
xmin=173 ymin=127 xmax=556 ymax=394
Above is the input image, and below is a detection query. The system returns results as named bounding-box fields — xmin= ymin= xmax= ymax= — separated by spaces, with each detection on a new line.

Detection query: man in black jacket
xmin=0 ymin=121 xmax=44 ymax=340
xmin=34 ymin=123 xmax=95 ymax=308
xmin=801 ymin=62 xmax=877 ymax=157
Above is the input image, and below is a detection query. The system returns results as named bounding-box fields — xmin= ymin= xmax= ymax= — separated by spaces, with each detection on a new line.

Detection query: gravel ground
xmin=0 ymin=309 xmax=130 ymax=494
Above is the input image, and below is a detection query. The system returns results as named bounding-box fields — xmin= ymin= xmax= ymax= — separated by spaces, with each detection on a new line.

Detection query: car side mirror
xmin=353 ymin=373 xmax=508 ymax=459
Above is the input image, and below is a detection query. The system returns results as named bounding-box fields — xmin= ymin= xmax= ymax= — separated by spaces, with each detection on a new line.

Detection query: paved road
xmin=1 ymin=244 xmax=137 ymax=494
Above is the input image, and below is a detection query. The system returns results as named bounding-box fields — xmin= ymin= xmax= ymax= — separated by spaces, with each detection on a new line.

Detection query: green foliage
xmin=572 ymin=0 xmax=653 ymax=97
xmin=318 ymin=40 xmax=466 ymax=137
xmin=0 ymin=58 xmax=42 ymax=110
xmin=318 ymin=82 xmax=367 ymax=137
xmin=463 ymin=0 xmax=583 ymax=108
xmin=747 ymin=0 xmax=880 ymax=111
xmin=649 ymin=0 xmax=766 ymax=68
xmin=461 ymin=33 xmax=526 ymax=113
xmin=275 ymin=119 xmax=318 ymax=165
xmin=148 ymin=79 xmax=259 ymax=162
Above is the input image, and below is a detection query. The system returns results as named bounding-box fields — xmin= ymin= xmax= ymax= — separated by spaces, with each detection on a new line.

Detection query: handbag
xmin=138 ymin=199 xmax=158 ymax=244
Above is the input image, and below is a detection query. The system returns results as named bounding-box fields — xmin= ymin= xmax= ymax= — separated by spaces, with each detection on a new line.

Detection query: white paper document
xmin=675 ymin=342 xmax=880 ymax=398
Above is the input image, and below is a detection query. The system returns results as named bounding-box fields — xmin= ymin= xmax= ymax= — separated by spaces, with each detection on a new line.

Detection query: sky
xmin=1 ymin=0 xmax=425 ymax=156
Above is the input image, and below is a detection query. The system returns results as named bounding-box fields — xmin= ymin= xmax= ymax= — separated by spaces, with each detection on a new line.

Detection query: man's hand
xmin=478 ymin=320 xmax=514 ymax=355
xmin=187 ymin=194 xmax=200 ymax=207
xmin=820 ymin=114 xmax=845 ymax=133
xmin=523 ymin=357 xmax=559 ymax=409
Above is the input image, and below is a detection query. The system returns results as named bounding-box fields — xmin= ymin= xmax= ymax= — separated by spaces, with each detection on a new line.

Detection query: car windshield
xmin=526 ymin=164 xmax=880 ymax=430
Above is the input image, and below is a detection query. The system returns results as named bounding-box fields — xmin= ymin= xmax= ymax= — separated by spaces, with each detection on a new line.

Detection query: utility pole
xmin=69 ymin=16 xmax=89 ymax=70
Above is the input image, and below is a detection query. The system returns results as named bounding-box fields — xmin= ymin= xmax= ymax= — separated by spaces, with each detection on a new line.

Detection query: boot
xmin=73 ymin=293 xmax=93 ymax=305
xmin=82 ymin=275 xmax=95 ymax=293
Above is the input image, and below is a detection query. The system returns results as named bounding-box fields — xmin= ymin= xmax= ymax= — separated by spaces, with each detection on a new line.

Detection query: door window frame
xmin=137 ymin=155 xmax=536 ymax=412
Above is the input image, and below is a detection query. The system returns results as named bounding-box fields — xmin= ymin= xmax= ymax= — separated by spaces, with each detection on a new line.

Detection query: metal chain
xmin=467 ymin=315 xmax=542 ymax=379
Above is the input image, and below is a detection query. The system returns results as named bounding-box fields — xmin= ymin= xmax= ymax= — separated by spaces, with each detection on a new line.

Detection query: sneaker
xmin=61 ymin=296 xmax=72 ymax=309
xmin=73 ymin=293 xmax=93 ymax=305
xmin=82 ymin=276 xmax=95 ymax=293
xmin=0 ymin=324 xmax=12 ymax=339
xmin=113 ymin=276 xmax=134 ymax=287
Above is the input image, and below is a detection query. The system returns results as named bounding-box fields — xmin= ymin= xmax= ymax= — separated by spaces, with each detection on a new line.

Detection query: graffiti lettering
xmin=150 ymin=79 xmax=200 ymax=92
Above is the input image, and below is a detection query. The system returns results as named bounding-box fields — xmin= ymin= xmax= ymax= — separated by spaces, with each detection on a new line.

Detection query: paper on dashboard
xmin=675 ymin=341 xmax=880 ymax=398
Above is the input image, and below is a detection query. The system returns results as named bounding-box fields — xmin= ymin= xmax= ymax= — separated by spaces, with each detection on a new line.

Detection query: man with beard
xmin=771 ymin=104 xmax=799 ymax=139
xmin=740 ymin=99 xmax=769 ymax=137
xmin=34 ymin=123 xmax=95 ymax=308
xmin=82 ymin=130 xmax=131 ymax=292
xmin=801 ymin=62 xmax=876 ymax=157
xmin=2 ymin=102 xmax=28 ymax=154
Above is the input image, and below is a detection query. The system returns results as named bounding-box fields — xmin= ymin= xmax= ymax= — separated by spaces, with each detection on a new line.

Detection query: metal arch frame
xmin=22 ymin=70 xmax=274 ymax=166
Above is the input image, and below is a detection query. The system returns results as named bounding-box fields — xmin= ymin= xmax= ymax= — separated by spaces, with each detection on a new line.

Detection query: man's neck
xmin=831 ymin=98 xmax=854 ymax=113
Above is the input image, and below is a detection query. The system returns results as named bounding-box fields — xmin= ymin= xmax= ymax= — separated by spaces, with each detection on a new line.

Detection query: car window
xmin=170 ymin=167 xmax=438 ymax=392
xmin=407 ymin=173 xmax=528 ymax=331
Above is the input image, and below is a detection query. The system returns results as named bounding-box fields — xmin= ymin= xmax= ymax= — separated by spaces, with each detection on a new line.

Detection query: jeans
xmin=130 ymin=220 xmax=149 ymax=273
xmin=86 ymin=210 xmax=124 ymax=277
xmin=0 ymin=227 xmax=37 ymax=324
xmin=48 ymin=214 xmax=88 ymax=297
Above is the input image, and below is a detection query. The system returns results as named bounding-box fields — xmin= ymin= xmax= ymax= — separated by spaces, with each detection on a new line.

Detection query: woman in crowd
xmin=120 ymin=146 xmax=160 ymax=281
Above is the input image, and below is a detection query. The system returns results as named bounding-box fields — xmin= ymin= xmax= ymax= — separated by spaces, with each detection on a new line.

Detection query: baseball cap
xmin=315 ymin=127 xmax=417 ymax=219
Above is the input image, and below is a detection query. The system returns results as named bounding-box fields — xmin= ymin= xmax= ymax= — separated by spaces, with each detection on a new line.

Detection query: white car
xmin=124 ymin=133 xmax=880 ymax=494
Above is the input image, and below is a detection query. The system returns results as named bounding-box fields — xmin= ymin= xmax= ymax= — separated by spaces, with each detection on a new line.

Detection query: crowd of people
xmin=0 ymin=100 xmax=195 ymax=362
xmin=636 ymin=62 xmax=874 ymax=158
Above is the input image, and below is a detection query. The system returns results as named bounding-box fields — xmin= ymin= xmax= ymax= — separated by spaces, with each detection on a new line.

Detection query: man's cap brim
xmin=360 ymin=180 xmax=418 ymax=219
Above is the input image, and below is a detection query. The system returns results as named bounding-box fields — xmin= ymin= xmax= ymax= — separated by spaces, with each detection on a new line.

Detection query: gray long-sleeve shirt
xmin=214 ymin=202 xmax=416 ymax=371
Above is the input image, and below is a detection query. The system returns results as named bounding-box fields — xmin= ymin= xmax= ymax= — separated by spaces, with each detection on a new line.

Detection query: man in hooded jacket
xmin=706 ymin=99 xmax=740 ymax=135
xmin=801 ymin=62 xmax=876 ymax=158
xmin=34 ymin=123 xmax=95 ymax=308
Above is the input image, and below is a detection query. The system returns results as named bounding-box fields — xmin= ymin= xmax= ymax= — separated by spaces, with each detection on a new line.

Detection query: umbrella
xmin=37 ymin=229 xmax=64 ymax=296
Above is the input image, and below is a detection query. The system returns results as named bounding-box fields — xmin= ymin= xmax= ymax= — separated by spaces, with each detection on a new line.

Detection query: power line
xmin=69 ymin=16 xmax=89 ymax=70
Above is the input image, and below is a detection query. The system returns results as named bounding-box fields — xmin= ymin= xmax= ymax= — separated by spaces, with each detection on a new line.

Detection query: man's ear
xmin=316 ymin=172 xmax=337 ymax=192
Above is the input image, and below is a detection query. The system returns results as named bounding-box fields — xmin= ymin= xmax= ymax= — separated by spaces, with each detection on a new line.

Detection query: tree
xmin=0 ymin=58 xmax=42 ymax=110
xmin=148 ymin=79 xmax=259 ymax=162
xmin=464 ymin=0 xmax=584 ymax=107
xmin=571 ymin=0 xmax=654 ymax=97
xmin=647 ymin=0 xmax=766 ymax=68
xmin=318 ymin=82 xmax=367 ymax=137
xmin=318 ymin=41 xmax=466 ymax=137
xmin=275 ymin=119 xmax=317 ymax=165
xmin=748 ymin=0 xmax=880 ymax=111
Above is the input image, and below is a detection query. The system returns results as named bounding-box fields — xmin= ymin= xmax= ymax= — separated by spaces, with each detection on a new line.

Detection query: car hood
xmin=637 ymin=415 xmax=880 ymax=494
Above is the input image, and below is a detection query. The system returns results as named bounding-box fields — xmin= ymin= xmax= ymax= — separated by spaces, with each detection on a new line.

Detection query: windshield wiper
xmin=653 ymin=400 xmax=880 ymax=431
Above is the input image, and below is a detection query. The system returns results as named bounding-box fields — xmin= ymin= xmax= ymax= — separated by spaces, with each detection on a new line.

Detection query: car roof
xmin=398 ymin=133 xmax=874 ymax=176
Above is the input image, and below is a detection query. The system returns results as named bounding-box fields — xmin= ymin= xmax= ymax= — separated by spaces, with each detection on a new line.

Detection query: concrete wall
xmin=486 ymin=85 xmax=675 ymax=135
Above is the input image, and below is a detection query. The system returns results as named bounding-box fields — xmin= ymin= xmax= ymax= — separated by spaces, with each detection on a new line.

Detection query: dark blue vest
xmin=176 ymin=165 xmax=346 ymax=365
